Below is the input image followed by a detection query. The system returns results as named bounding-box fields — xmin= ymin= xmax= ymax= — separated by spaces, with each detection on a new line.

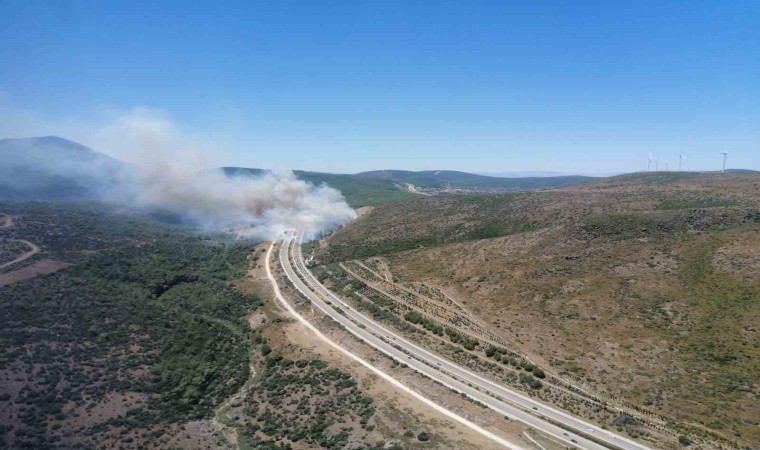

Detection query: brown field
xmin=0 ymin=259 xmax=70 ymax=286
xmin=315 ymin=172 xmax=760 ymax=448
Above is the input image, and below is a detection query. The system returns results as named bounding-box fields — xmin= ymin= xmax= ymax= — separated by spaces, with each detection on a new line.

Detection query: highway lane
xmin=265 ymin=241 xmax=526 ymax=450
xmin=287 ymin=233 xmax=651 ymax=450
xmin=278 ymin=234 xmax=651 ymax=450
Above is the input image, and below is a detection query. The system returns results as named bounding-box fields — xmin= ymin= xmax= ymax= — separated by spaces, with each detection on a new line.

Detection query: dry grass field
xmin=315 ymin=173 xmax=760 ymax=448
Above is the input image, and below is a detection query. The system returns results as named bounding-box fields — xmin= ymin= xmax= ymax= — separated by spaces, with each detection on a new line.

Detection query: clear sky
xmin=1 ymin=1 xmax=758 ymax=174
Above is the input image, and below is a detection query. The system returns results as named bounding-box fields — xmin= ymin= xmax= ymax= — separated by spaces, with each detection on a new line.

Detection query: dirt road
xmin=0 ymin=214 xmax=12 ymax=229
xmin=0 ymin=240 xmax=40 ymax=270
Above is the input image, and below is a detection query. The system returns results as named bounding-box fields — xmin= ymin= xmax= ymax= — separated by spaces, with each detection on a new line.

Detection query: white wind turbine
xmin=655 ymin=155 xmax=660 ymax=171
xmin=648 ymin=153 xmax=653 ymax=172
xmin=678 ymin=153 xmax=683 ymax=171
xmin=722 ymin=150 xmax=728 ymax=173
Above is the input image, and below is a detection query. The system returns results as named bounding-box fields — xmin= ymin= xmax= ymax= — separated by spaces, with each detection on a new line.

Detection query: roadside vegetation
xmin=233 ymin=353 xmax=379 ymax=449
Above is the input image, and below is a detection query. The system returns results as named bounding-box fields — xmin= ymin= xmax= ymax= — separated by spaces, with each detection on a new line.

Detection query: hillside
xmin=0 ymin=136 xmax=126 ymax=201
xmin=356 ymin=169 xmax=596 ymax=189
xmin=223 ymin=167 xmax=419 ymax=208
xmin=0 ymin=137 xmax=419 ymax=209
xmin=0 ymin=137 xmax=597 ymax=209
xmin=315 ymin=172 xmax=760 ymax=447
xmin=318 ymin=172 xmax=759 ymax=261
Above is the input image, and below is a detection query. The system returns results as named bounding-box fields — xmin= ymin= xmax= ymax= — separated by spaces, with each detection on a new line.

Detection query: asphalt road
xmin=266 ymin=241 xmax=526 ymax=450
xmin=278 ymin=232 xmax=653 ymax=450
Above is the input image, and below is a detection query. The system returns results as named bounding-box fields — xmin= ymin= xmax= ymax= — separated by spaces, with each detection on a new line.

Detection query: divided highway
xmin=277 ymin=232 xmax=653 ymax=450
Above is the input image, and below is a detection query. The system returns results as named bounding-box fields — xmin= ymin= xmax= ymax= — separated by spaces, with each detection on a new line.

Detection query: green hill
xmin=356 ymin=169 xmax=596 ymax=189
xmin=223 ymin=167 xmax=598 ymax=208
xmin=222 ymin=167 xmax=419 ymax=208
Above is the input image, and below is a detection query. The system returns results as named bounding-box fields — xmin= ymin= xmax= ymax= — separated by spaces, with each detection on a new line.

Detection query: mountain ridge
xmin=0 ymin=136 xmax=126 ymax=200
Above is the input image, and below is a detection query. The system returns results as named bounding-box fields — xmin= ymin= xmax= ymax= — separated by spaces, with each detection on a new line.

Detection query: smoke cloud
xmin=1 ymin=106 xmax=356 ymax=239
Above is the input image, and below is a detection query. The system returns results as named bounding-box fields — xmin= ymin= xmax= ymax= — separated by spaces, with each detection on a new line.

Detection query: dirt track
xmin=0 ymin=213 xmax=44 ymax=273
xmin=0 ymin=239 xmax=41 ymax=270
xmin=0 ymin=214 xmax=12 ymax=229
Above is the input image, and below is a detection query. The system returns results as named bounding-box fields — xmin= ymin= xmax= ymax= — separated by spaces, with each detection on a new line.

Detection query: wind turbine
xmin=722 ymin=150 xmax=728 ymax=173
xmin=655 ymin=155 xmax=660 ymax=172
xmin=678 ymin=153 xmax=683 ymax=171
xmin=647 ymin=153 xmax=653 ymax=172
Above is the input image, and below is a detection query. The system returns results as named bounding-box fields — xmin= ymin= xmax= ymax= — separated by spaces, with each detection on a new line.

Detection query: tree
xmin=417 ymin=432 xmax=430 ymax=442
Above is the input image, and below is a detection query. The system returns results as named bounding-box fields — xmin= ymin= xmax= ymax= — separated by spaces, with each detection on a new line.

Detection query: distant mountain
xmin=0 ymin=136 xmax=127 ymax=200
xmin=227 ymin=167 xmax=601 ymax=206
xmin=356 ymin=169 xmax=596 ymax=190
xmin=478 ymin=171 xmax=569 ymax=178
xmin=0 ymin=137 xmax=606 ymax=207
xmin=725 ymin=169 xmax=758 ymax=174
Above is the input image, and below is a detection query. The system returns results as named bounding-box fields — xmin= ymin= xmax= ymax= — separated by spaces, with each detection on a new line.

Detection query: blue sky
xmin=1 ymin=1 xmax=758 ymax=173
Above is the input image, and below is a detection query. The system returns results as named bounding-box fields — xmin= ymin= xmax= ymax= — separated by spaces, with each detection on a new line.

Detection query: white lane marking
xmin=265 ymin=241 xmax=525 ymax=450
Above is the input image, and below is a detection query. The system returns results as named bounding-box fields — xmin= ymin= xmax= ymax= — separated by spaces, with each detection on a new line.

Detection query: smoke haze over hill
xmin=0 ymin=108 xmax=356 ymax=239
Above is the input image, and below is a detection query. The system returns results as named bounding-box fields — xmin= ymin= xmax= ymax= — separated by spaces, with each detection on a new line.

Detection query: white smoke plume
xmin=98 ymin=108 xmax=357 ymax=239
xmin=1 ymin=105 xmax=357 ymax=239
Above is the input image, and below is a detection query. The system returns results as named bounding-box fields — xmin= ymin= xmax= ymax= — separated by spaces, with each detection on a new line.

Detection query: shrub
xmin=612 ymin=412 xmax=636 ymax=426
